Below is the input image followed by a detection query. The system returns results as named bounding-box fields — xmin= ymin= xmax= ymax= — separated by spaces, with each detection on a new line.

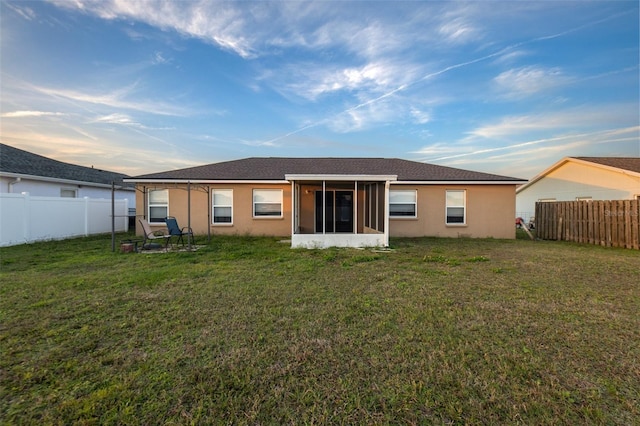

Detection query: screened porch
xmin=286 ymin=174 xmax=396 ymax=248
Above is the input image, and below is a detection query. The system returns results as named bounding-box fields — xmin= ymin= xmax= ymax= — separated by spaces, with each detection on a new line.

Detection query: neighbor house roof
xmin=516 ymin=156 xmax=640 ymax=193
xmin=572 ymin=157 xmax=640 ymax=174
xmin=0 ymin=143 xmax=132 ymax=188
xmin=127 ymin=157 xmax=526 ymax=183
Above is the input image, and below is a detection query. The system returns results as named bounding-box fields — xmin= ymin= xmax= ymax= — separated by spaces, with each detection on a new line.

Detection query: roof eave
xmin=396 ymin=180 xmax=527 ymax=185
xmin=124 ymin=178 xmax=290 ymax=184
xmin=1 ymin=171 xmax=134 ymax=190
xmin=285 ymin=174 xmax=398 ymax=181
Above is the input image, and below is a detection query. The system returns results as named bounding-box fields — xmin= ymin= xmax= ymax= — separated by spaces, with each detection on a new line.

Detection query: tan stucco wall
xmin=135 ymin=182 xmax=517 ymax=239
xmin=135 ymin=183 xmax=292 ymax=237
xmin=389 ymin=184 xmax=517 ymax=239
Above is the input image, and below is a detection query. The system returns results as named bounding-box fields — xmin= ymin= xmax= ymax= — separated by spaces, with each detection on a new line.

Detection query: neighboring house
xmin=0 ymin=143 xmax=135 ymax=213
xmin=516 ymin=157 xmax=640 ymax=223
xmin=125 ymin=157 xmax=526 ymax=248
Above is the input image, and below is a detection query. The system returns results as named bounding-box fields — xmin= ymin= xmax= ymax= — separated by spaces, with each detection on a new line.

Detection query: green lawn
xmin=1 ymin=234 xmax=638 ymax=425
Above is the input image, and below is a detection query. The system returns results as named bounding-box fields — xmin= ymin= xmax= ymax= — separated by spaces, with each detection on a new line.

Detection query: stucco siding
xmin=136 ymin=182 xmax=517 ymax=240
xmin=390 ymin=184 xmax=516 ymax=239
xmin=135 ymin=183 xmax=292 ymax=237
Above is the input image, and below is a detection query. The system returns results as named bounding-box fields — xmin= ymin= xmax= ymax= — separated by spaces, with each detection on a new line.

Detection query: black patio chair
xmin=165 ymin=216 xmax=195 ymax=247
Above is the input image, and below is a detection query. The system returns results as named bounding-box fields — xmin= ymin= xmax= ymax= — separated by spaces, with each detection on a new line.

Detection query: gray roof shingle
xmin=0 ymin=143 xmax=131 ymax=186
xmin=129 ymin=157 xmax=525 ymax=182
xmin=573 ymin=157 xmax=640 ymax=174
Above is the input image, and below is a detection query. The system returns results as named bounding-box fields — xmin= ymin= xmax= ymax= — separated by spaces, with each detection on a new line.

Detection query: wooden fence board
xmin=535 ymin=200 xmax=639 ymax=250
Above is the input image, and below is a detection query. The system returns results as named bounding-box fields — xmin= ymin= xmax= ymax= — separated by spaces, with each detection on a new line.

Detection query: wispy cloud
xmin=437 ymin=8 xmax=479 ymax=45
xmin=92 ymin=113 xmax=138 ymax=125
xmin=418 ymin=126 xmax=639 ymax=163
xmin=277 ymin=60 xmax=421 ymax=101
xmin=32 ymin=83 xmax=188 ymax=116
xmin=50 ymin=0 xmax=256 ymax=58
xmin=4 ymin=2 xmax=36 ymax=21
xmin=494 ymin=66 xmax=567 ymax=98
xmin=465 ymin=105 xmax=638 ymax=140
xmin=1 ymin=110 xmax=68 ymax=118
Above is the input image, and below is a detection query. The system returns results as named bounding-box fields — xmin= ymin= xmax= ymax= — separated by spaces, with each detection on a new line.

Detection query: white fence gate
xmin=0 ymin=193 xmax=129 ymax=247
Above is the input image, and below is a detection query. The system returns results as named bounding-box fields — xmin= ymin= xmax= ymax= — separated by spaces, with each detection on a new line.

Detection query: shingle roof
xmin=0 ymin=143 xmax=131 ymax=187
xmin=129 ymin=157 xmax=525 ymax=182
xmin=573 ymin=157 xmax=640 ymax=174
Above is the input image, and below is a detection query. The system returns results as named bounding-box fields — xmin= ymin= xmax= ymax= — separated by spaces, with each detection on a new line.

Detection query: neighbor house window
xmin=446 ymin=190 xmax=465 ymax=224
xmin=389 ymin=190 xmax=417 ymax=218
xmin=212 ymin=189 xmax=233 ymax=224
xmin=60 ymin=188 xmax=77 ymax=198
xmin=253 ymin=189 xmax=283 ymax=217
xmin=148 ymin=189 xmax=168 ymax=223
xmin=576 ymin=196 xmax=592 ymax=201
xmin=538 ymin=198 xmax=556 ymax=202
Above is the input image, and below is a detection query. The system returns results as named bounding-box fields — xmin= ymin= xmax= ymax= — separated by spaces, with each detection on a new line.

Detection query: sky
xmin=1 ymin=1 xmax=638 ymax=179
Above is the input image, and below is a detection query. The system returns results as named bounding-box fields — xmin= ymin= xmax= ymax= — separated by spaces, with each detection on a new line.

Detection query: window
xmin=576 ymin=196 xmax=592 ymax=201
xmin=212 ymin=189 xmax=233 ymax=224
xmin=389 ymin=190 xmax=417 ymax=218
xmin=253 ymin=189 xmax=283 ymax=217
xmin=538 ymin=198 xmax=556 ymax=202
xmin=148 ymin=189 xmax=168 ymax=223
xmin=446 ymin=190 xmax=465 ymax=224
xmin=60 ymin=188 xmax=77 ymax=198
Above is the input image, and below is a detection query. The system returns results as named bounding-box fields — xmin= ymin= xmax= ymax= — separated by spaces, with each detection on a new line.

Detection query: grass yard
xmin=1 ymin=233 xmax=638 ymax=425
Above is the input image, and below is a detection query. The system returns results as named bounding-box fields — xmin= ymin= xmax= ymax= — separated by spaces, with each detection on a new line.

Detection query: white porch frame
xmin=285 ymin=174 xmax=396 ymax=249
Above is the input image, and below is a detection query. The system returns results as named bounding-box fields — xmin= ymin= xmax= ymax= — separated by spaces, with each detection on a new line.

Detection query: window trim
xmin=212 ymin=189 xmax=233 ymax=225
xmin=148 ymin=189 xmax=169 ymax=224
xmin=253 ymin=189 xmax=283 ymax=219
xmin=445 ymin=189 xmax=466 ymax=226
xmin=389 ymin=189 xmax=417 ymax=218
xmin=60 ymin=188 xmax=77 ymax=198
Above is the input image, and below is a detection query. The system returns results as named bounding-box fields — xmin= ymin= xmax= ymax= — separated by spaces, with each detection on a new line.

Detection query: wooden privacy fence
xmin=535 ymin=200 xmax=640 ymax=249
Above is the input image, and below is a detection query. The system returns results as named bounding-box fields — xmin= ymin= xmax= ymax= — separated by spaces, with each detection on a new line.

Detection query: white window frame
xmin=576 ymin=196 xmax=592 ymax=201
xmin=253 ymin=189 xmax=283 ymax=218
xmin=389 ymin=189 xmax=417 ymax=218
xmin=148 ymin=189 xmax=168 ymax=224
xmin=538 ymin=198 xmax=556 ymax=203
xmin=212 ymin=189 xmax=233 ymax=225
xmin=445 ymin=190 xmax=466 ymax=225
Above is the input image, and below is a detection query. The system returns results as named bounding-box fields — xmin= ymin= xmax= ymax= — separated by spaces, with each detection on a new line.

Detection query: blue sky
xmin=1 ymin=1 xmax=638 ymax=178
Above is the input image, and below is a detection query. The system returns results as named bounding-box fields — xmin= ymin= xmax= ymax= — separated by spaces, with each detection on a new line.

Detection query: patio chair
xmin=138 ymin=218 xmax=171 ymax=250
xmin=165 ymin=216 xmax=195 ymax=247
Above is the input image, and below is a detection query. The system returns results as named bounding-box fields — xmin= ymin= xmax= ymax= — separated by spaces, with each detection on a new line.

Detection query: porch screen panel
xmin=315 ymin=191 xmax=334 ymax=233
xmin=377 ymin=182 xmax=385 ymax=231
xmin=372 ymin=184 xmax=378 ymax=230
xmin=364 ymin=185 xmax=370 ymax=228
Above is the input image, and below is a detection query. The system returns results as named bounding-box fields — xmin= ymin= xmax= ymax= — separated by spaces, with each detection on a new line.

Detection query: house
xmin=0 ymin=143 xmax=135 ymax=216
xmin=125 ymin=157 xmax=526 ymax=248
xmin=516 ymin=157 xmax=640 ymax=223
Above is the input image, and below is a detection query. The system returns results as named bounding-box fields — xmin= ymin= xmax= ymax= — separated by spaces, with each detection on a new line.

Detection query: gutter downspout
xmin=8 ymin=177 xmax=21 ymax=193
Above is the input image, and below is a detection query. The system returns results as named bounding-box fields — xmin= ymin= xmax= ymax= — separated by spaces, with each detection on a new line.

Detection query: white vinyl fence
xmin=0 ymin=193 xmax=129 ymax=247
